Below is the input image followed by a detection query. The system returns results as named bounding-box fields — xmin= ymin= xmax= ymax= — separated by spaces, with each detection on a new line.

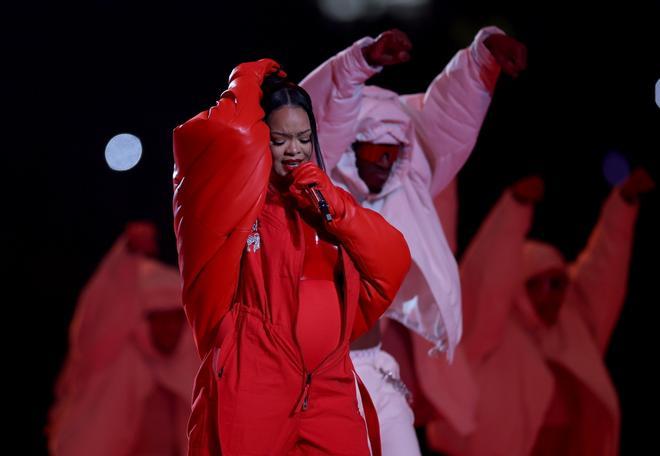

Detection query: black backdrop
xmin=7 ymin=1 xmax=658 ymax=454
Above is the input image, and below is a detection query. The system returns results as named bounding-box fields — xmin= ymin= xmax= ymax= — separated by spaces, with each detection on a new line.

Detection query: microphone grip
xmin=308 ymin=186 xmax=333 ymax=222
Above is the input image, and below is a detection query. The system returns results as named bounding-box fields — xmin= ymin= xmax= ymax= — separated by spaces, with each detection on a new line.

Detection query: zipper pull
xmin=301 ymin=373 xmax=312 ymax=411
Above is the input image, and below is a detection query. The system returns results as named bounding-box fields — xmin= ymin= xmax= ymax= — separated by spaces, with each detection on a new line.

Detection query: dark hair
xmin=261 ymin=74 xmax=327 ymax=171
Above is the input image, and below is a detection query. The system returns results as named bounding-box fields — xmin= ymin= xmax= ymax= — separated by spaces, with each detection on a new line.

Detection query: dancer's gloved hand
xmin=620 ymin=167 xmax=655 ymax=203
xmin=363 ymin=29 xmax=412 ymax=67
xmin=484 ymin=34 xmax=527 ymax=78
xmin=289 ymin=162 xmax=347 ymax=221
xmin=125 ymin=221 xmax=159 ymax=258
xmin=227 ymin=58 xmax=286 ymax=85
xmin=511 ymin=175 xmax=544 ymax=204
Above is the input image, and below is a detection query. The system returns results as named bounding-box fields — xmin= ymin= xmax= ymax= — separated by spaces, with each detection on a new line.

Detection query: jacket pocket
xmin=213 ymin=309 xmax=239 ymax=379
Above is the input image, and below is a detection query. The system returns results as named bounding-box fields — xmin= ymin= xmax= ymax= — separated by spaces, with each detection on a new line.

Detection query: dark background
xmin=7 ymin=1 xmax=658 ymax=454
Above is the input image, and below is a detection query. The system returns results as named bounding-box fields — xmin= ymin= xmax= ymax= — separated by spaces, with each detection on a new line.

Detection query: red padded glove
xmin=227 ymin=58 xmax=286 ymax=85
xmin=620 ymin=167 xmax=655 ymax=204
xmin=288 ymin=162 xmax=347 ymax=221
xmin=362 ymin=29 xmax=412 ymax=67
xmin=511 ymin=175 xmax=544 ymax=205
xmin=483 ymin=34 xmax=527 ymax=78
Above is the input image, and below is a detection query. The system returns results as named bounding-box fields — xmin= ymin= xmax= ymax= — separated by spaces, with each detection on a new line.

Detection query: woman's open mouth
xmin=282 ymin=159 xmax=303 ymax=172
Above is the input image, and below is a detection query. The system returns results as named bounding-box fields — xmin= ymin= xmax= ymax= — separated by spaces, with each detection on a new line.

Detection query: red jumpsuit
xmin=297 ymin=217 xmax=342 ymax=371
xmin=172 ymin=60 xmax=411 ymax=455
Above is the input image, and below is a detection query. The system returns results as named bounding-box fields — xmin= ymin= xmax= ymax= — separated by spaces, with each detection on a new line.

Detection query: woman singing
xmin=172 ymin=59 xmax=410 ymax=455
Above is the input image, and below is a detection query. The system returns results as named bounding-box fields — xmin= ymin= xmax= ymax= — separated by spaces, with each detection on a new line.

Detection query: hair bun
xmin=261 ymin=73 xmax=294 ymax=96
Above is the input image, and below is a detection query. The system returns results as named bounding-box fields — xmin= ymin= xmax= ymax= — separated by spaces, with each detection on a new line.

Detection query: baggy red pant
xmin=220 ymin=347 xmax=371 ymax=454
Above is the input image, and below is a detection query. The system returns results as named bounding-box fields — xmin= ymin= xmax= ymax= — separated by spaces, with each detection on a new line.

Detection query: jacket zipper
xmin=293 ymin=212 xmax=350 ymax=412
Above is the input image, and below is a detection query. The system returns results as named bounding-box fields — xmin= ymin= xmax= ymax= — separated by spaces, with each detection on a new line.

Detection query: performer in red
xmin=427 ymin=170 xmax=654 ymax=456
xmin=172 ymin=59 xmax=411 ymax=455
xmin=48 ymin=222 xmax=197 ymax=456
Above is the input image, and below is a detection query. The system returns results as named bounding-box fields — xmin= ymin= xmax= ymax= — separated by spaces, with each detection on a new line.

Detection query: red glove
xmin=483 ymin=34 xmax=527 ymax=78
xmin=362 ymin=29 xmax=412 ymax=67
xmin=620 ymin=167 xmax=655 ymax=203
xmin=511 ymin=175 xmax=544 ymax=204
xmin=288 ymin=162 xmax=347 ymax=221
xmin=227 ymin=58 xmax=286 ymax=85
xmin=125 ymin=221 xmax=159 ymax=257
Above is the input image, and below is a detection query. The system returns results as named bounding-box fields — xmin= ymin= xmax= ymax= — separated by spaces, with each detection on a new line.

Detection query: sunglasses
xmin=355 ymin=142 xmax=401 ymax=166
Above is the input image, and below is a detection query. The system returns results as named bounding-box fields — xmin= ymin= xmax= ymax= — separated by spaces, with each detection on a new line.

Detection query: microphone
xmin=307 ymin=185 xmax=333 ymax=222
